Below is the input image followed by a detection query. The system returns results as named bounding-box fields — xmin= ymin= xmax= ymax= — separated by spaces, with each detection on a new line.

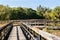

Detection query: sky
xmin=0 ymin=0 xmax=60 ymax=10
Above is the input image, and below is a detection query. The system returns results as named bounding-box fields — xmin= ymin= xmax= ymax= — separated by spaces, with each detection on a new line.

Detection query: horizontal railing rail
xmin=21 ymin=24 xmax=37 ymax=40
xmin=0 ymin=22 xmax=12 ymax=31
xmin=0 ymin=22 xmax=13 ymax=40
xmin=22 ymin=23 xmax=60 ymax=40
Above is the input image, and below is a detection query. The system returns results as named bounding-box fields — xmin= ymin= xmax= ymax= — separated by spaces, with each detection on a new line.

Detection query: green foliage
xmin=44 ymin=6 xmax=60 ymax=21
xmin=53 ymin=6 xmax=60 ymax=20
xmin=0 ymin=5 xmax=60 ymax=20
xmin=0 ymin=5 xmax=11 ymax=20
xmin=37 ymin=5 xmax=45 ymax=19
xmin=55 ymin=22 xmax=60 ymax=26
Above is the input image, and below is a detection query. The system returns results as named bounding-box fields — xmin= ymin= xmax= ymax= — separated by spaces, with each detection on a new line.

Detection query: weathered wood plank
xmin=8 ymin=27 xmax=17 ymax=40
xmin=17 ymin=26 xmax=26 ymax=40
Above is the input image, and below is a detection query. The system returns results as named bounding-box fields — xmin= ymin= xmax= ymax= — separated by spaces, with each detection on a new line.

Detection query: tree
xmin=0 ymin=5 xmax=11 ymax=20
xmin=37 ymin=5 xmax=48 ymax=19
xmin=0 ymin=4 xmax=60 ymax=20
xmin=24 ymin=8 xmax=39 ymax=19
xmin=53 ymin=6 xmax=60 ymax=20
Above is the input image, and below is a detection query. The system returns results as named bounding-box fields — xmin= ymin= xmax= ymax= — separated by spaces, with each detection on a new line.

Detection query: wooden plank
xmin=17 ymin=26 xmax=26 ymax=40
xmin=39 ymin=30 xmax=60 ymax=40
xmin=8 ymin=27 xmax=17 ymax=40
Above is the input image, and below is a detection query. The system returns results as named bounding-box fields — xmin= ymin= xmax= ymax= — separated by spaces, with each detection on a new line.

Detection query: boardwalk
xmin=8 ymin=27 xmax=17 ymax=40
xmin=8 ymin=26 xmax=26 ymax=40
xmin=17 ymin=26 xmax=26 ymax=40
xmin=0 ymin=20 xmax=60 ymax=40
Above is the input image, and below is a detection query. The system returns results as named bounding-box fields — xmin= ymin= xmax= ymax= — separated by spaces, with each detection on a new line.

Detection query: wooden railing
xmin=21 ymin=24 xmax=36 ymax=40
xmin=0 ymin=22 xmax=13 ymax=40
xmin=21 ymin=23 xmax=60 ymax=40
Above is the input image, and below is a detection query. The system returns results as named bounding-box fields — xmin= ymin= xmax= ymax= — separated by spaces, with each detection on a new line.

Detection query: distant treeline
xmin=0 ymin=5 xmax=60 ymax=20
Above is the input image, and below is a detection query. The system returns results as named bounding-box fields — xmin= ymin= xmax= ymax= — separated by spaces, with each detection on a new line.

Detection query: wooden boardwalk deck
xmin=8 ymin=27 xmax=17 ymax=40
xmin=8 ymin=26 xmax=26 ymax=40
xmin=17 ymin=26 xmax=26 ymax=40
xmin=0 ymin=20 xmax=60 ymax=40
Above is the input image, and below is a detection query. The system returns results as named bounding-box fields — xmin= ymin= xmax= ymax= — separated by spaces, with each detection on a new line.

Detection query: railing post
xmin=0 ymin=22 xmax=13 ymax=40
xmin=40 ymin=35 xmax=42 ymax=40
xmin=0 ymin=31 xmax=1 ymax=40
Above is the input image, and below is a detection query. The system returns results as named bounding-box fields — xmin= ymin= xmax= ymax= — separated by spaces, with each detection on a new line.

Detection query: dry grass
xmin=31 ymin=27 xmax=60 ymax=37
xmin=0 ymin=23 xmax=8 ymax=28
xmin=46 ymin=30 xmax=60 ymax=37
xmin=43 ymin=28 xmax=60 ymax=37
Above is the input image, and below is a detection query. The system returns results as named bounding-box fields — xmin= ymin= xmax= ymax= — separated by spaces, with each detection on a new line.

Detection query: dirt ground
xmin=0 ymin=23 xmax=8 ymax=28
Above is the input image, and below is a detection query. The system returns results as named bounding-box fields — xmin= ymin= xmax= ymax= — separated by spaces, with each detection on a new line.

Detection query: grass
xmin=43 ymin=28 xmax=60 ymax=37
xmin=55 ymin=22 xmax=60 ymax=27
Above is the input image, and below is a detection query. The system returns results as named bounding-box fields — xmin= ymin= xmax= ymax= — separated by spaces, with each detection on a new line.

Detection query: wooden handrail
xmin=22 ymin=23 xmax=60 ymax=40
xmin=0 ymin=22 xmax=13 ymax=40
xmin=21 ymin=24 xmax=36 ymax=40
xmin=0 ymin=22 xmax=13 ymax=31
